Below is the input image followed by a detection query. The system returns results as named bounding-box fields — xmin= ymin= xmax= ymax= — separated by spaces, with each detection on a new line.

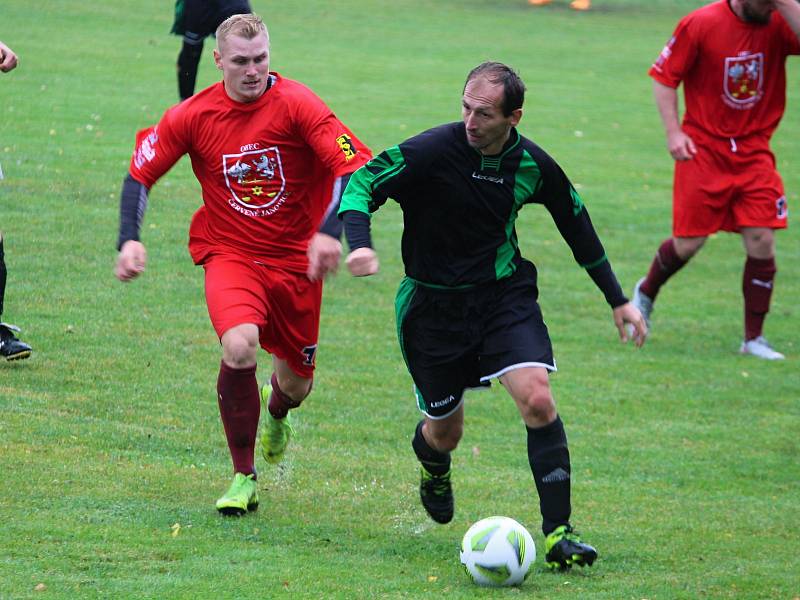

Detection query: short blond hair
xmin=216 ymin=13 xmax=268 ymax=52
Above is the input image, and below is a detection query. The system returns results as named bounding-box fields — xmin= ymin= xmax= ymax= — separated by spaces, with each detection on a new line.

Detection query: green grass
xmin=1 ymin=0 xmax=798 ymax=598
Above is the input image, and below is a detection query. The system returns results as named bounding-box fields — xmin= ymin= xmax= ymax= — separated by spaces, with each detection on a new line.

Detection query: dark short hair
xmin=464 ymin=62 xmax=526 ymax=117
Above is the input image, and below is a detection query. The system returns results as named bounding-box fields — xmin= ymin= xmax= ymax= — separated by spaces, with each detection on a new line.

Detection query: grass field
xmin=1 ymin=1 xmax=798 ymax=598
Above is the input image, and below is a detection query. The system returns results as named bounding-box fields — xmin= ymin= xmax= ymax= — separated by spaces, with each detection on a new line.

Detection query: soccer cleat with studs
xmin=545 ymin=524 xmax=597 ymax=570
xmin=260 ymin=382 xmax=295 ymax=464
xmin=215 ymin=472 xmax=259 ymax=516
xmin=0 ymin=322 xmax=32 ymax=361
xmin=419 ymin=467 xmax=454 ymax=524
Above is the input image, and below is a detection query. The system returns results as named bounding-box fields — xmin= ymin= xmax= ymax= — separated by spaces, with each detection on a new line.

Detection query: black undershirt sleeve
xmin=117 ymin=174 xmax=149 ymax=250
xmin=341 ymin=210 xmax=372 ymax=251
xmin=318 ymin=173 xmax=350 ymax=239
xmin=535 ymin=152 xmax=628 ymax=308
xmin=586 ymin=260 xmax=627 ymax=308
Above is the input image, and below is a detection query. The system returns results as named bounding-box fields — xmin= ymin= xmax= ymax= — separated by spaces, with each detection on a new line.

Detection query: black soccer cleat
xmin=419 ymin=467 xmax=454 ymax=524
xmin=0 ymin=322 xmax=32 ymax=361
xmin=545 ymin=524 xmax=598 ymax=571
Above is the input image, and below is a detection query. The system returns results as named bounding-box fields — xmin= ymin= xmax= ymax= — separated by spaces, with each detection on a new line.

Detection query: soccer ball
xmin=460 ymin=516 xmax=536 ymax=586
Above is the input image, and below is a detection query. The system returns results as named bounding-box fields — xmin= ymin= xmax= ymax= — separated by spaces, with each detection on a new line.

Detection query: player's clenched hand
xmin=115 ymin=240 xmax=147 ymax=282
xmin=346 ymin=247 xmax=379 ymax=277
xmin=0 ymin=42 xmax=18 ymax=73
xmin=307 ymin=232 xmax=342 ymax=282
xmin=666 ymin=129 xmax=697 ymax=161
xmin=613 ymin=302 xmax=648 ymax=348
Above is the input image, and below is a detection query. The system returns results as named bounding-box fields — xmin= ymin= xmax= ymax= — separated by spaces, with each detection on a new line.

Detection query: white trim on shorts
xmin=480 ymin=360 xmax=557 ymax=383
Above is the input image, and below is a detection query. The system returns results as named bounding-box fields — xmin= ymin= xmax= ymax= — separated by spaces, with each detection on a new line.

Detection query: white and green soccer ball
xmin=459 ymin=516 xmax=536 ymax=586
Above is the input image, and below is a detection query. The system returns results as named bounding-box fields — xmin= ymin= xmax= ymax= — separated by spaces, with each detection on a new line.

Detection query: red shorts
xmin=202 ymin=253 xmax=323 ymax=378
xmin=673 ymin=133 xmax=788 ymax=237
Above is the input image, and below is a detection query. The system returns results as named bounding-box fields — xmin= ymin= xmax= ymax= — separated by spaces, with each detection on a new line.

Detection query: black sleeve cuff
xmin=586 ymin=260 xmax=628 ymax=308
xmin=341 ymin=210 xmax=372 ymax=251
xmin=117 ymin=174 xmax=149 ymax=250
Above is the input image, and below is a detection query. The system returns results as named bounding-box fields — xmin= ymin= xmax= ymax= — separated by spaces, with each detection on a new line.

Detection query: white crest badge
xmin=222 ymin=147 xmax=286 ymax=216
xmin=723 ymin=53 xmax=763 ymax=108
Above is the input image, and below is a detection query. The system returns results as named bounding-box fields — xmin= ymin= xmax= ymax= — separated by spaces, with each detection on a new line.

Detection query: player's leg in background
xmin=638 ymin=235 xmax=703 ymax=301
xmin=176 ymin=0 xmax=213 ymax=100
xmin=176 ymin=35 xmax=205 ymax=100
xmin=0 ymin=231 xmax=6 ymax=319
xmin=741 ymin=226 xmax=776 ymax=339
xmin=739 ymin=227 xmax=784 ymax=359
xmin=0 ymin=231 xmax=33 ymax=361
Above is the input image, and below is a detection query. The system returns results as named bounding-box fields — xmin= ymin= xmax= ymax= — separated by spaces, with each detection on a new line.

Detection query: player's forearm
xmin=341 ymin=210 xmax=373 ymax=251
xmin=550 ymin=205 xmax=627 ymax=307
xmin=585 ymin=259 xmax=627 ymax=308
xmin=318 ymin=174 xmax=351 ymax=239
xmin=653 ymin=80 xmax=682 ymax=137
xmin=117 ymin=174 xmax=149 ymax=250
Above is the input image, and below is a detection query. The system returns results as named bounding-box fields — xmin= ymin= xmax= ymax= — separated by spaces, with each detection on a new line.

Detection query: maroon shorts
xmin=673 ymin=134 xmax=788 ymax=237
xmin=202 ymin=253 xmax=322 ymax=378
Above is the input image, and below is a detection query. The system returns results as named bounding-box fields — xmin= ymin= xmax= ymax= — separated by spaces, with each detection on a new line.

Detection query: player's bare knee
xmin=742 ymin=228 xmax=775 ymax=258
xmin=426 ymin=422 xmax=462 ymax=453
xmin=220 ymin=326 xmax=258 ymax=368
xmin=516 ymin=371 xmax=556 ymax=424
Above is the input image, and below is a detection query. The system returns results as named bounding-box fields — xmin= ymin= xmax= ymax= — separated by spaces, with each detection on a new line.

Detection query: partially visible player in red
xmin=632 ymin=0 xmax=800 ymax=360
xmin=114 ymin=13 xmax=370 ymax=514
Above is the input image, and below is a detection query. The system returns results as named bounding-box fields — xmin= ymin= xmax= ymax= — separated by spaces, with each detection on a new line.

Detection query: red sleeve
xmin=128 ymin=104 xmax=190 ymax=188
xmin=648 ymin=16 xmax=698 ymax=89
xmin=292 ymin=87 xmax=371 ymax=176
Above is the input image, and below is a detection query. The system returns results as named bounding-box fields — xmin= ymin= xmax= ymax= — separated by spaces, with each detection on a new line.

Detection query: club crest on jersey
xmin=223 ymin=146 xmax=286 ymax=216
xmin=336 ymin=134 xmax=357 ymax=160
xmin=723 ymin=52 xmax=763 ymax=108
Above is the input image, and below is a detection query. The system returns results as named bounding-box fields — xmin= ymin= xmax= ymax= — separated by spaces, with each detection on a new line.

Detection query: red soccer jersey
xmin=129 ymin=73 xmax=371 ymax=273
xmin=649 ymin=0 xmax=800 ymax=139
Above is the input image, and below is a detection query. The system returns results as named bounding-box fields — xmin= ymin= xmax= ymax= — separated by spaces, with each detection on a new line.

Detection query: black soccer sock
xmin=412 ymin=420 xmax=451 ymax=476
xmin=177 ymin=39 xmax=204 ymax=100
xmin=527 ymin=415 xmax=572 ymax=535
xmin=0 ymin=234 xmax=6 ymax=318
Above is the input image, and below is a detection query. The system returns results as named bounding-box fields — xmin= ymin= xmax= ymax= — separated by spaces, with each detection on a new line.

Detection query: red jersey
xmin=649 ymin=0 xmax=800 ymax=140
xmin=129 ymin=73 xmax=371 ymax=273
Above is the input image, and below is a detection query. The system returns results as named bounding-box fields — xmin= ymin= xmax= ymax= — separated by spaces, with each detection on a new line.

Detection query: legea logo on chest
xmin=223 ymin=146 xmax=287 ymax=215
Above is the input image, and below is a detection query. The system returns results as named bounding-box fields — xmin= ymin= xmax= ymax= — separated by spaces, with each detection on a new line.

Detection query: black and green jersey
xmin=340 ymin=122 xmax=625 ymax=305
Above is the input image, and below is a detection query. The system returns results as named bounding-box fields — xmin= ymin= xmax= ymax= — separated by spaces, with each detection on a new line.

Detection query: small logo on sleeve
xmin=336 ymin=134 xmax=357 ymax=160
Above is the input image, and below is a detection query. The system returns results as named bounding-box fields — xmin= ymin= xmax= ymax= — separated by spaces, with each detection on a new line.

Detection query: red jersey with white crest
xmin=129 ymin=73 xmax=370 ymax=273
xmin=649 ymin=0 xmax=800 ymax=140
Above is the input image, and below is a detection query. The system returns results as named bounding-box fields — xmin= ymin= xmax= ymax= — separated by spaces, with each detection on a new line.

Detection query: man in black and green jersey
xmin=339 ymin=62 xmax=648 ymax=571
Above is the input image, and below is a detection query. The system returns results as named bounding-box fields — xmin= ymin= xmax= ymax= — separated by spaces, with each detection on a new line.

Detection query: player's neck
xmin=728 ymin=0 xmax=743 ymax=21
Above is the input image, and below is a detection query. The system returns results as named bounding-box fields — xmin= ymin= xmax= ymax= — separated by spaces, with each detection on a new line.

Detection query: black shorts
xmin=174 ymin=0 xmax=252 ymax=41
xmin=396 ymin=259 xmax=555 ymax=419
